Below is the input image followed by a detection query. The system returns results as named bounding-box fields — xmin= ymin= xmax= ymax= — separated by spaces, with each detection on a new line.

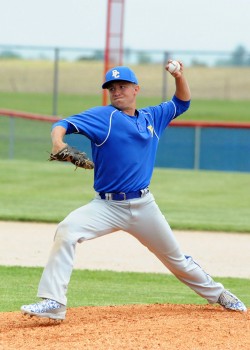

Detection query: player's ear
xmin=134 ymin=85 xmax=140 ymax=94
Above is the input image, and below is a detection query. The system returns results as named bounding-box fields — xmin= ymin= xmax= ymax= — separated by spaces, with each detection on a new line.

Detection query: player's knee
xmin=54 ymin=219 xmax=86 ymax=244
xmin=54 ymin=220 xmax=73 ymax=242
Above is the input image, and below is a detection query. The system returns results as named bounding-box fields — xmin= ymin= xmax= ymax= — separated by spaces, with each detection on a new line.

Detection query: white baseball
xmin=168 ymin=61 xmax=180 ymax=74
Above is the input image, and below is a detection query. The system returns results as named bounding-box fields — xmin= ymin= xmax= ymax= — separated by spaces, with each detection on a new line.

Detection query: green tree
xmin=230 ymin=45 xmax=248 ymax=66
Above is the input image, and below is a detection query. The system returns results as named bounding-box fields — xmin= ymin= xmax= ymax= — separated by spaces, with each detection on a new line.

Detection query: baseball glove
xmin=49 ymin=144 xmax=94 ymax=170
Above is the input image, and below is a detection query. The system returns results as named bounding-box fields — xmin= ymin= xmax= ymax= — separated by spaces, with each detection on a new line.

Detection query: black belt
xmin=99 ymin=188 xmax=149 ymax=201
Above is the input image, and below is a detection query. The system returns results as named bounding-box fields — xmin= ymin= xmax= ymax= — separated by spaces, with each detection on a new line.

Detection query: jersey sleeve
xmin=52 ymin=106 xmax=113 ymax=144
xmin=51 ymin=119 xmax=77 ymax=134
xmin=172 ymin=95 xmax=190 ymax=118
xmin=141 ymin=96 xmax=190 ymax=136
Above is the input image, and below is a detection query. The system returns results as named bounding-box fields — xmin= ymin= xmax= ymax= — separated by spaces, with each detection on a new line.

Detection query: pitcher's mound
xmin=1 ymin=304 xmax=249 ymax=349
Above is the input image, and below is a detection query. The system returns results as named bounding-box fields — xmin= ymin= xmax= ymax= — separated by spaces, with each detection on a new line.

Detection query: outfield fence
xmin=1 ymin=109 xmax=250 ymax=172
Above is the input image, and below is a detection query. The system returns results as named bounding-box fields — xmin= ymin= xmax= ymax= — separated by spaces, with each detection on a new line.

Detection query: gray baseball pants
xmin=37 ymin=192 xmax=224 ymax=305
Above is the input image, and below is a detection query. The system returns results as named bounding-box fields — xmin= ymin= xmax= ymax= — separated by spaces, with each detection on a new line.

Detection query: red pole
xmin=102 ymin=0 xmax=111 ymax=106
xmin=102 ymin=0 xmax=125 ymax=106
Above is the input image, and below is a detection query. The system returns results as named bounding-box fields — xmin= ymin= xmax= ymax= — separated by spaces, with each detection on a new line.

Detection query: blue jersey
xmin=53 ymin=95 xmax=190 ymax=193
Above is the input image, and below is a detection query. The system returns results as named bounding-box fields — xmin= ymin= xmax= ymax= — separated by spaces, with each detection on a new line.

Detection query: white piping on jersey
xmin=95 ymin=109 xmax=117 ymax=147
xmin=67 ymin=121 xmax=79 ymax=133
xmin=66 ymin=99 xmax=176 ymax=147
xmin=169 ymin=99 xmax=177 ymax=117
xmin=142 ymin=100 xmax=177 ymax=141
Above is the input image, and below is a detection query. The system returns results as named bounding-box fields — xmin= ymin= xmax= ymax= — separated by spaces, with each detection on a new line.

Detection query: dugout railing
xmin=1 ymin=109 xmax=250 ymax=172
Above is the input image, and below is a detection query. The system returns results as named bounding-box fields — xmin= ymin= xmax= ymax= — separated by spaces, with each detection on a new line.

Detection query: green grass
xmin=0 ymin=92 xmax=250 ymax=121
xmin=1 ymin=266 xmax=249 ymax=312
xmin=185 ymin=99 xmax=250 ymax=122
xmin=0 ymin=92 xmax=102 ymax=116
xmin=152 ymin=169 xmax=250 ymax=232
xmin=0 ymin=160 xmax=250 ymax=232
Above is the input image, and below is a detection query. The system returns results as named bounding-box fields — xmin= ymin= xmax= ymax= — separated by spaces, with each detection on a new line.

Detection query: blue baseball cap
xmin=102 ymin=66 xmax=138 ymax=89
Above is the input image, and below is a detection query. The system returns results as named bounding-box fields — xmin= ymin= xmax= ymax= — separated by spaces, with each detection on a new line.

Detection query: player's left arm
xmin=51 ymin=125 xmax=68 ymax=154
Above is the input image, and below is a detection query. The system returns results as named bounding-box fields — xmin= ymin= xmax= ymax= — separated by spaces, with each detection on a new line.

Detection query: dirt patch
xmin=1 ymin=221 xmax=250 ymax=278
xmin=1 ymin=304 xmax=249 ymax=350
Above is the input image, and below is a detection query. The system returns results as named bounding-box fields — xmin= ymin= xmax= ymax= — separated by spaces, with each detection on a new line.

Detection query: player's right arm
xmin=166 ymin=61 xmax=191 ymax=102
xmin=174 ymin=73 xmax=191 ymax=101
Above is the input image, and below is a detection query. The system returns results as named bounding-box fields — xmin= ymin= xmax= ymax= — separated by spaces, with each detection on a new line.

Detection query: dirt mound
xmin=1 ymin=304 xmax=249 ymax=350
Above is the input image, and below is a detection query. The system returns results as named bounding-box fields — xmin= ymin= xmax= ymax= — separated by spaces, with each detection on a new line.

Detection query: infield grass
xmin=0 ymin=160 xmax=250 ymax=232
xmin=0 ymin=266 xmax=249 ymax=312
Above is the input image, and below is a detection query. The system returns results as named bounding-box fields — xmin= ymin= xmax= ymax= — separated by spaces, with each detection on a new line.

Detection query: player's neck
xmin=120 ymin=106 xmax=137 ymax=117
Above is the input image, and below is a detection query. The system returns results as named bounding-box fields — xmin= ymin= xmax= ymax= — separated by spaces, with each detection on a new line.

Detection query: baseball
xmin=168 ymin=61 xmax=180 ymax=74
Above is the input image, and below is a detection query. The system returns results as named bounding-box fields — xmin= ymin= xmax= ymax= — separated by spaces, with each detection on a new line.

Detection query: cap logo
xmin=112 ymin=69 xmax=120 ymax=79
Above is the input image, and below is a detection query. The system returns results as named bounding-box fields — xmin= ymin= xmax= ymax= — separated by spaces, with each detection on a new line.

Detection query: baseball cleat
xmin=21 ymin=299 xmax=66 ymax=320
xmin=217 ymin=290 xmax=247 ymax=312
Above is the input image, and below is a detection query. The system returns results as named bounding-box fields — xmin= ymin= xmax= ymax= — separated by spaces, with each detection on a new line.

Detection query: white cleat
xmin=218 ymin=290 xmax=247 ymax=312
xmin=21 ymin=299 xmax=66 ymax=320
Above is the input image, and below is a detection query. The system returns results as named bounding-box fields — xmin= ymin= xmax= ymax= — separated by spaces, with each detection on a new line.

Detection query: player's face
xmin=107 ymin=81 xmax=140 ymax=114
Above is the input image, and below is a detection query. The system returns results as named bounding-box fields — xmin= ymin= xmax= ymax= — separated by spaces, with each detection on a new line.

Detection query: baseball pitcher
xmin=21 ymin=62 xmax=247 ymax=320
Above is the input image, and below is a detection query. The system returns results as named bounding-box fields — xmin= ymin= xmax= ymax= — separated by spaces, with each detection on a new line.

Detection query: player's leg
xmin=126 ymin=193 xmax=246 ymax=311
xmin=21 ymin=198 xmax=123 ymax=319
xmin=126 ymin=193 xmax=224 ymax=303
xmin=37 ymin=198 xmax=126 ymax=305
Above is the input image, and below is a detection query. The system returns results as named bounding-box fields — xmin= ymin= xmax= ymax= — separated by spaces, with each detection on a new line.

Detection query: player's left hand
xmin=49 ymin=144 xmax=94 ymax=170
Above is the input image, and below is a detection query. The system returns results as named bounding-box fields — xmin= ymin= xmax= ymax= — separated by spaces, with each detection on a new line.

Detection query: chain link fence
xmin=0 ymin=45 xmax=250 ymax=115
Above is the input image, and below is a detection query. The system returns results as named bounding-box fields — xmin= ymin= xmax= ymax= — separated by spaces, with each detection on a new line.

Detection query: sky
xmin=0 ymin=0 xmax=249 ymax=53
